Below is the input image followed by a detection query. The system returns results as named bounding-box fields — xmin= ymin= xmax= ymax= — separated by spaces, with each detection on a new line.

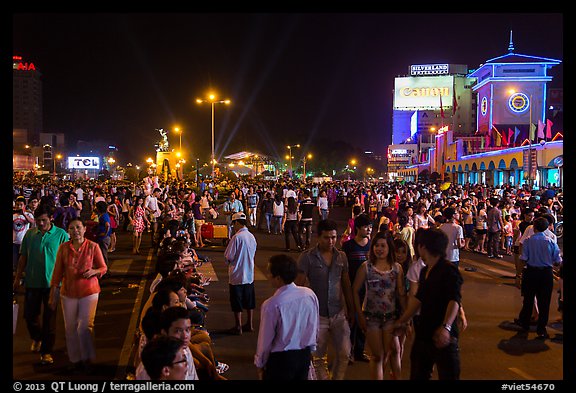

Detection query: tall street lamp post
xmin=53 ymin=154 xmax=62 ymax=176
xmin=302 ymin=153 xmax=312 ymax=181
xmin=196 ymin=94 xmax=231 ymax=180
xmin=286 ymin=144 xmax=300 ymax=178
xmin=174 ymin=127 xmax=182 ymax=153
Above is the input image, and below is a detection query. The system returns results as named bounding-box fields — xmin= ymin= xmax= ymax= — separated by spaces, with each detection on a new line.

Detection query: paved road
xmin=12 ymin=206 xmax=563 ymax=381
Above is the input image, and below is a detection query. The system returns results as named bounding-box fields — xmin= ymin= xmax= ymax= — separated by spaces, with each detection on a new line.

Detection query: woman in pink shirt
xmin=49 ymin=218 xmax=107 ymax=374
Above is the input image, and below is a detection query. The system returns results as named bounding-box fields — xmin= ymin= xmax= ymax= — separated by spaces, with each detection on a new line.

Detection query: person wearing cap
xmin=224 ymin=212 xmax=257 ymax=335
xmin=223 ymin=191 xmax=244 ymax=239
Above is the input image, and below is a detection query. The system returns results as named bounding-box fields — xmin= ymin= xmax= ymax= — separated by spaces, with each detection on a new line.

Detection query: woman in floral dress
xmin=129 ymin=196 xmax=149 ymax=254
xmin=352 ymin=231 xmax=407 ymax=380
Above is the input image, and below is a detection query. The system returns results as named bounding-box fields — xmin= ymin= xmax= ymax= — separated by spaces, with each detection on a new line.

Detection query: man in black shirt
xmin=341 ymin=213 xmax=372 ymax=362
xmin=514 ymin=209 xmax=535 ymax=287
xmin=298 ymin=191 xmax=315 ymax=249
xmin=393 ymin=228 xmax=463 ymax=380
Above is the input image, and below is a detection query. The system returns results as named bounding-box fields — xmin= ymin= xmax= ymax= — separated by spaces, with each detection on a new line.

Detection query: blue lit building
xmin=398 ymin=33 xmax=563 ymax=188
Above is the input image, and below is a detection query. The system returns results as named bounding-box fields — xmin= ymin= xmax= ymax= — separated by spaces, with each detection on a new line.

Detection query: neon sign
xmin=410 ymin=64 xmax=449 ymax=76
xmin=481 ymin=96 xmax=488 ymax=116
xmin=67 ymin=157 xmax=100 ymax=169
xmin=508 ymin=92 xmax=529 ymax=113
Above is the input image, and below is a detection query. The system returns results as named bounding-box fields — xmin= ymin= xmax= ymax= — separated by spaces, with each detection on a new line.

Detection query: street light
xmin=174 ymin=126 xmax=183 ymax=158
xmin=286 ymin=144 xmax=300 ymax=177
xmin=53 ymin=154 xmax=62 ymax=175
xmin=196 ymin=94 xmax=231 ymax=180
xmin=302 ymin=153 xmax=312 ymax=181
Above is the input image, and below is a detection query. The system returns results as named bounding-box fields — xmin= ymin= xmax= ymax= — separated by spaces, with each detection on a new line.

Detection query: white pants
xmin=312 ymin=310 xmax=351 ymax=380
xmin=248 ymin=207 xmax=257 ymax=226
xmin=61 ymin=293 xmax=99 ymax=363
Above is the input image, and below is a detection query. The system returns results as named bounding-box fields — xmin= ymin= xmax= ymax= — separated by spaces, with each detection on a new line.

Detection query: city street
xmin=12 ymin=206 xmax=563 ymax=381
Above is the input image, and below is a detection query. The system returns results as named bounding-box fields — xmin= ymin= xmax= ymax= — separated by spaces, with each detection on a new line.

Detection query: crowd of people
xmin=12 ymin=173 xmax=563 ymax=380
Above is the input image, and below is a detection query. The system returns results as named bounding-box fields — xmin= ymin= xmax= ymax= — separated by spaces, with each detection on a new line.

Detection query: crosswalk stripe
xmin=196 ymin=262 xmax=219 ymax=282
xmin=195 ymin=262 xmax=268 ymax=281
xmin=109 ymin=258 xmax=132 ymax=275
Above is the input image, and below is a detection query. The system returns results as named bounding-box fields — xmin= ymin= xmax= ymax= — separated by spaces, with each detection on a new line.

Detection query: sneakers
xmin=30 ymin=340 xmax=41 ymax=352
xmin=216 ymin=362 xmax=229 ymax=374
xmin=40 ymin=353 xmax=54 ymax=365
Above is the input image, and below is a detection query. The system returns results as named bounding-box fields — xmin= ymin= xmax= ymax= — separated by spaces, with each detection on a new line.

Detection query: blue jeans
xmin=273 ymin=216 xmax=283 ymax=234
xmin=320 ymin=209 xmax=329 ymax=220
xmin=265 ymin=213 xmax=273 ymax=232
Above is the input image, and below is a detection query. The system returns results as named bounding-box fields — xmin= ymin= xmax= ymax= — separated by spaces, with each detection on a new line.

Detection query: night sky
xmin=12 ymin=13 xmax=564 ymax=165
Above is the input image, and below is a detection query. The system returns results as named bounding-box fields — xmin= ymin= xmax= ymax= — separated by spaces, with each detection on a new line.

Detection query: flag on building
xmin=529 ymin=123 xmax=536 ymax=142
xmin=439 ymin=94 xmax=445 ymax=118
xmin=501 ymin=127 xmax=508 ymax=146
xmin=508 ymin=128 xmax=514 ymax=146
xmin=480 ymin=135 xmax=485 ymax=149
xmin=514 ymin=127 xmax=521 ymax=144
xmin=492 ymin=125 xmax=501 ymax=146
xmin=537 ymin=119 xmax=545 ymax=140
xmin=452 ymin=93 xmax=458 ymax=115
xmin=485 ymin=133 xmax=491 ymax=148
xmin=546 ymin=119 xmax=553 ymax=139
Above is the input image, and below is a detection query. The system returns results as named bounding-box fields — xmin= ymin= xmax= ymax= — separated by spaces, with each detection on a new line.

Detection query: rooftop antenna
xmin=508 ymin=30 xmax=515 ymax=53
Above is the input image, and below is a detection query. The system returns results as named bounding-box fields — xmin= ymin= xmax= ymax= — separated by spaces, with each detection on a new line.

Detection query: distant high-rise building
xmin=13 ymin=55 xmax=43 ymax=148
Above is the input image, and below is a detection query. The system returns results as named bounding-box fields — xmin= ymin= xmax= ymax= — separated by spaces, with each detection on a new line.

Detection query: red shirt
xmin=51 ymin=239 xmax=107 ymax=298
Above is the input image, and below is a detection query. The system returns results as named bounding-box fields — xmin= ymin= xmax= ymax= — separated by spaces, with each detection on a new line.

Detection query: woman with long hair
xmin=282 ymin=196 xmax=301 ymax=251
xmin=352 ymin=231 xmax=407 ymax=380
xmin=129 ymin=196 xmax=150 ymax=254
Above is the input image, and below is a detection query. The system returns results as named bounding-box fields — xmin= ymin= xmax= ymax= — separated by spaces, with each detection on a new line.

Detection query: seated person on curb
xmin=140 ymin=335 xmax=190 ymax=381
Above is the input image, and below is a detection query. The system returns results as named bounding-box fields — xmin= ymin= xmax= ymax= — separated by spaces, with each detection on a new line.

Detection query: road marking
xmin=196 ymin=262 xmax=268 ymax=281
xmin=197 ymin=262 xmax=219 ymax=281
xmin=115 ymin=249 xmax=155 ymax=380
xmin=509 ymin=367 xmax=536 ymax=380
xmin=109 ymin=258 xmax=132 ymax=275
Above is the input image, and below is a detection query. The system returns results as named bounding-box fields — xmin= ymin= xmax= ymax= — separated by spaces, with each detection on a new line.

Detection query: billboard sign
xmin=68 ymin=157 xmax=100 ymax=169
xmin=394 ymin=76 xmax=454 ymax=110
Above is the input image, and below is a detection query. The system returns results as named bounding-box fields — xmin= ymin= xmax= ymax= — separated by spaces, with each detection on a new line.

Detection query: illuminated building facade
xmin=13 ymin=55 xmax=43 ymax=148
xmin=396 ymin=34 xmax=563 ymax=188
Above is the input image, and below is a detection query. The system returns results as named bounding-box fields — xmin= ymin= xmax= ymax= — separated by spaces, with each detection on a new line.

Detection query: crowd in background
xmin=13 ymin=173 xmax=563 ymax=380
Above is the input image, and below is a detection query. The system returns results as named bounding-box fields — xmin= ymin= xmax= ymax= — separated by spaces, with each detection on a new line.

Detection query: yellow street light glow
xmin=350 ymin=159 xmax=357 ymax=165
xmin=229 ymin=163 xmax=235 ymax=167
xmin=307 ymin=153 xmax=313 ymax=159
xmin=176 ymin=151 xmax=182 ymax=158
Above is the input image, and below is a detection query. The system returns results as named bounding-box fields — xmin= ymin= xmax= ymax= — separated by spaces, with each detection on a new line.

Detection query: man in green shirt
xmin=13 ymin=205 xmax=69 ymax=365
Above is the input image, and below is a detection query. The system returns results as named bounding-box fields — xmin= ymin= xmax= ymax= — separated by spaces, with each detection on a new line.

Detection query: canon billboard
xmin=394 ymin=76 xmax=454 ymax=110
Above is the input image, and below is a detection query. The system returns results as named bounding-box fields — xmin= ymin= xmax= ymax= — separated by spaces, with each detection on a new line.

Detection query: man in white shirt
xmin=224 ymin=212 xmax=257 ymax=335
xmin=145 ymin=188 xmax=163 ymax=249
xmin=439 ymin=207 xmax=465 ymax=267
xmin=13 ymin=196 xmax=35 ymax=272
xmin=255 ymin=254 xmax=319 ymax=380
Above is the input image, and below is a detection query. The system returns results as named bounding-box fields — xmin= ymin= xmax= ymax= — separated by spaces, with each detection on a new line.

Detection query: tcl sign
xmin=68 ymin=157 xmax=100 ymax=169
